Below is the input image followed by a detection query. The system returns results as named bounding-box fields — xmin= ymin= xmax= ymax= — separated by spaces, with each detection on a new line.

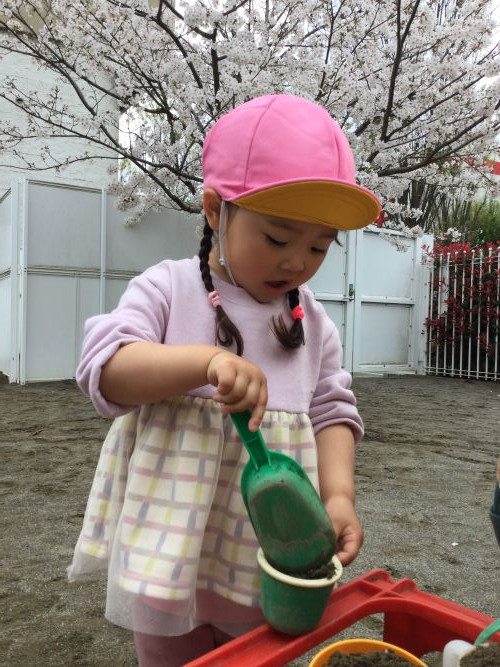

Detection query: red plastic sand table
xmin=185 ymin=569 xmax=499 ymax=667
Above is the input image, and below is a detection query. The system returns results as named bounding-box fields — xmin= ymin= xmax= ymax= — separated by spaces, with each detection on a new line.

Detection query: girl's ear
xmin=203 ymin=189 xmax=222 ymax=231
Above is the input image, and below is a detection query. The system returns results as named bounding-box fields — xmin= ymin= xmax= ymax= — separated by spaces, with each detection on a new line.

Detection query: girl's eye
xmin=312 ymin=247 xmax=327 ymax=255
xmin=266 ymin=235 xmax=287 ymax=247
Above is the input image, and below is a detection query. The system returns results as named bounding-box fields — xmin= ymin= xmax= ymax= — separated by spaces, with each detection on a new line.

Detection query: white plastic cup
xmin=442 ymin=639 xmax=475 ymax=667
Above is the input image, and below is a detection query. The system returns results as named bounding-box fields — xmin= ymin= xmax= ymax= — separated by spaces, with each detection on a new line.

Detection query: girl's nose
xmin=279 ymin=254 xmax=306 ymax=273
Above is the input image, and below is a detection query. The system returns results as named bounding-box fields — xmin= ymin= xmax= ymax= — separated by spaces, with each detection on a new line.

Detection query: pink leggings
xmin=134 ymin=624 xmax=233 ymax=667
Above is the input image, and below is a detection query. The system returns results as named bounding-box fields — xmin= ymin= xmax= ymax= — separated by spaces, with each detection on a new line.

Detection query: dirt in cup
xmin=460 ymin=642 xmax=500 ymax=667
xmin=324 ymin=651 xmax=412 ymax=665
xmin=296 ymin=560 xmax=337 ymax=580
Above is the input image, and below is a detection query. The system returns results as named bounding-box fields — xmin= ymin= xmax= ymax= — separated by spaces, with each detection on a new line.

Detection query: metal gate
xmin=308 ymin=227 xmax=431 ymax=375
xmin=425 ymin=246 xmax=500 ymax=380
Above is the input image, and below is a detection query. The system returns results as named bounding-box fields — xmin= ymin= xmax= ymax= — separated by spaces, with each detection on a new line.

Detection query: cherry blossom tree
xmin=0 ymin=0 xmax=498 ymax=231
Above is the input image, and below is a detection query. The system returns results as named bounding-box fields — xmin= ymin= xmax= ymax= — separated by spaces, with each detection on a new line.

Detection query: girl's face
xmin=210 ymin=205 xmax=337 ymax=303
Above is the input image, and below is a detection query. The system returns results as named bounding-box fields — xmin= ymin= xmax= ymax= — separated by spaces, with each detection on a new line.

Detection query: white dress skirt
xmin=68 ymin=396 xmax=320 ymax=637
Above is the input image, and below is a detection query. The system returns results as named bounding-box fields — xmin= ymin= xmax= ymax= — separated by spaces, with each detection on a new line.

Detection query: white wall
xmin=0 ymin=39 xmax=116 ymax=196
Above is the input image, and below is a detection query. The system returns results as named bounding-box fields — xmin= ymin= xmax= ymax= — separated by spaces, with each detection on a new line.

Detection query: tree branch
xmin=381 ymin=0 xmax=421 ymax=140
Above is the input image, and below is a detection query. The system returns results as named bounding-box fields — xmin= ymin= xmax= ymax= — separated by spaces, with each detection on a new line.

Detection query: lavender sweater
xmin=76 ymin=257 xmax=363 ymax=439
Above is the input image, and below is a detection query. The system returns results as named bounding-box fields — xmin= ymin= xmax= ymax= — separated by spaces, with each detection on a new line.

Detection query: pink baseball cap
xmin=202 ymin=94 xmax=380 ymax=231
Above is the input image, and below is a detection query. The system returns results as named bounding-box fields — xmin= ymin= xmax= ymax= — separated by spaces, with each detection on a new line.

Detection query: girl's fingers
xmin=213 ymin=378 xmax=247 ymax=403
xmin=216 ymin=373 xmax=266 ymax=406
xmin=335 ymin=534 xmax=361 ymax=566
xmin=248 ymin=403 xmax=266 ymax=431
xmin=248 ymin=384 xmax=268 ymax=431
xmin=214 ymin=364 xmax=237 ymax=396
xmin=331 ymin=519 xmax=363 ymax=566
xmin=223 ymin=373 xmax=253 ymax=402
xmin=218 ymin=391 xmax=261 ymax=414
xmin=207 ymin=352 xmax=267 ymax=424
xmin=216 ymin=379 xmax=267 ymax=429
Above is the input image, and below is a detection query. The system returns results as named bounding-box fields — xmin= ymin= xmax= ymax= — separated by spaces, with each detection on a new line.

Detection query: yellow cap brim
xmin=234 ymin=181 xmax=380 ymax=231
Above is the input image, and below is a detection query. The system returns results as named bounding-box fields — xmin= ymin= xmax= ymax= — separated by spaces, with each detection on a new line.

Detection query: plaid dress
xmin=68 ymin=397 xmax=319 ymax=634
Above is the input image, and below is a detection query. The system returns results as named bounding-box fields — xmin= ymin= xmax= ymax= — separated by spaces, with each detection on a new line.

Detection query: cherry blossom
xmin=0 ymin=0 xmax=498 ymax=233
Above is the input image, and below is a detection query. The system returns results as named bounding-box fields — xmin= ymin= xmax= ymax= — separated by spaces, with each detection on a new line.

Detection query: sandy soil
xmin=1 ymin=375 xmax=499 ymax=666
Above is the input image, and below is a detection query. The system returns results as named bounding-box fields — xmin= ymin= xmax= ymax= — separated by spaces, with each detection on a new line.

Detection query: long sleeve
xmin=308 ymin=317 xmax=364 ymax=441
xmin=76 ymin=267 xmax=171 ymax=417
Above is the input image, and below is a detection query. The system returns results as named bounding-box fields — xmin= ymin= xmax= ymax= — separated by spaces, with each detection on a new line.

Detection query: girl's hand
xmin=207 ymin=352 xmax=268 ymax=431
xmin=324 ymin=495 xmax=363 ymax=566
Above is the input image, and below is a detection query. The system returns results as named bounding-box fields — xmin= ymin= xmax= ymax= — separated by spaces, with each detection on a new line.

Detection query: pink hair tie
xmin=291 ymin=305 xmax=304 ymax=321
xmin=208 ymin=290 xmax=222 ymax=308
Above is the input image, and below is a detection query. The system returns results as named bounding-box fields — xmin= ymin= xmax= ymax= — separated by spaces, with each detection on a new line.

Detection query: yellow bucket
xmin=309 ymin=638 xmax=427 ymax=666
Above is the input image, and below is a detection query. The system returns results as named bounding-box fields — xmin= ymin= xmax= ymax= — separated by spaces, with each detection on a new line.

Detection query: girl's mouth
xmin=266 ymin=281 xmax=288 ymax=289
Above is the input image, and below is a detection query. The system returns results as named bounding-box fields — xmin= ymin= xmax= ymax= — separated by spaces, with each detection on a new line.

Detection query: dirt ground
xmin=1 ymin=375 xmax=499 ymax=666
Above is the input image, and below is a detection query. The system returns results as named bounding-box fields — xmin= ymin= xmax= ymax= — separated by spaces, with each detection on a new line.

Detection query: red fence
xmin=425 ymin=243 xmax=500 ymax=380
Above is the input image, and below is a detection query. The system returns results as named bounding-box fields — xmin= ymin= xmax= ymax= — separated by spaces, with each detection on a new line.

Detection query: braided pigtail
xmin=272 ymin=287 xmax=305 ymax=349
xmin=198 ymin=218 xmax=244 ymax=356
xmin=273 ymin=229 xmax=341 ymax=348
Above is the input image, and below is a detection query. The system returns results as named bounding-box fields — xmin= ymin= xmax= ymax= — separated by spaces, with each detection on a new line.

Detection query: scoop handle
xmin=230 ymin=411 xmax=271 ymax=470
xmin=474 ymin=618 xmax=500 ymax=646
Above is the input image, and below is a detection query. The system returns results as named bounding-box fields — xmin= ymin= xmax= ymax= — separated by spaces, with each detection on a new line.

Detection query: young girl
xmin=68 ymin=94 xmax=380 ymax=666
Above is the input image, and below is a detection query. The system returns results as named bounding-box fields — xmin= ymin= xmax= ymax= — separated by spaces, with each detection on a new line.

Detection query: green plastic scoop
xmin=231 ymin=410 xmax=336 ymax=575
xmin=474 ymin=618 xmax=500 ymax=646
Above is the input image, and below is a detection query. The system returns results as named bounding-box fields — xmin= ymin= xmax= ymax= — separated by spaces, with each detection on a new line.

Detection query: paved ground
xmin=1 ymin=375 xmax=499 ymax=666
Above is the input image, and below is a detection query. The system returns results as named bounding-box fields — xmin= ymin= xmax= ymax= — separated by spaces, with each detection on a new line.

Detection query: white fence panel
xmin=25 ymin=274 xmax=79 ymax=380
xmin=3 ymin=178 xmax=199 ymax=382
xmin=21 ymin=183 xmax=101 ymax=381
xmin=0 ymin=190 xmax=12 ymax=375
xmin=1 ymin=177 xmax=431 ymax=382
xmin=307 ymin=230 xmax=351 ymax=360
xmin=104 ymin=200 xmax=198 ymax=312
xmin=27 ymin=183 xmax=102 ymax=267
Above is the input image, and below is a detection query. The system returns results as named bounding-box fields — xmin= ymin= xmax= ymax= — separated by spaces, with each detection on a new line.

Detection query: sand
xmin=1 ymin=375 xmax=499 ymax=666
